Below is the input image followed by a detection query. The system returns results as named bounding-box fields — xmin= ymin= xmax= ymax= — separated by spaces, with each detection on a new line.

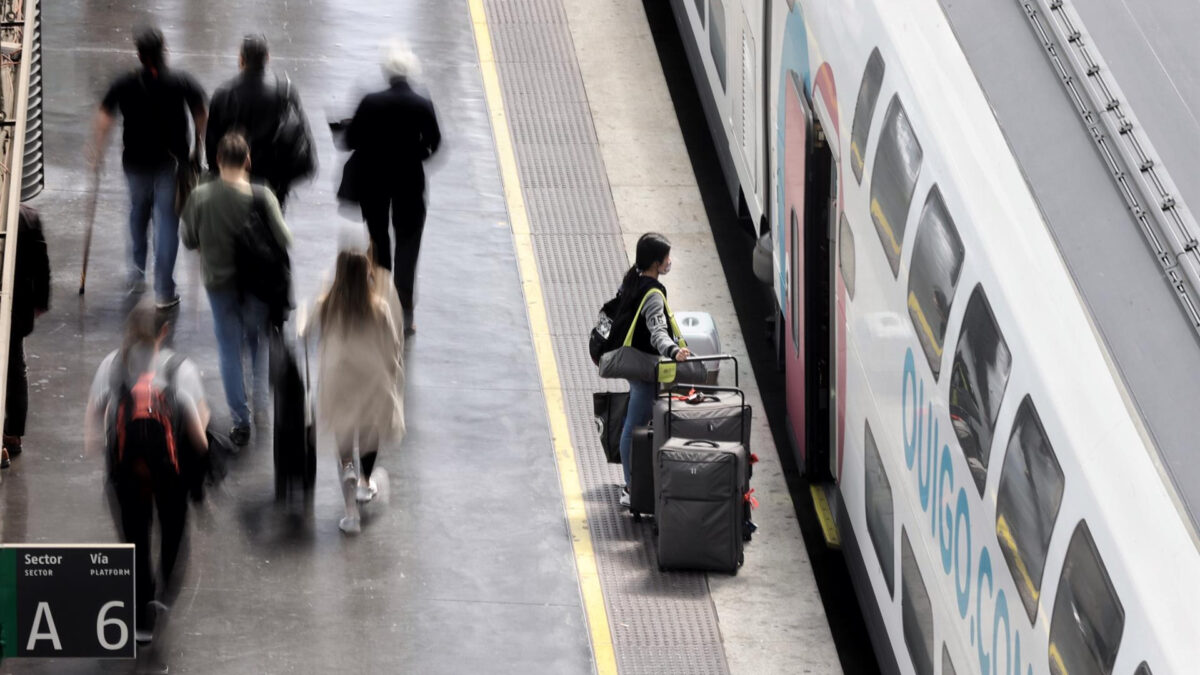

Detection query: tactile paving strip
xmin=483 ymin=1 xmax=732 ymax=673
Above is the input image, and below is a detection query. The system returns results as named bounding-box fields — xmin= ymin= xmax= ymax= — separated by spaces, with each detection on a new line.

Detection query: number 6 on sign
xmin=97 ymin=601 xmax=128 ymax=651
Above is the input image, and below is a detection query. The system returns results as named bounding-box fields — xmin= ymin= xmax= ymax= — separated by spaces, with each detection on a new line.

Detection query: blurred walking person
xmin=88 ymin=26 xmax=207 ymax=309
xmin=85 ymin=300 xmax=210 ymax=643
xmin=2 ymin=205 xmax=50 ymax=469
xmin=310 ymin=250 xmax=404 ymax=534
xmin=338 ymin=41 xmax=441 ymax=337
xmin=181 ymin=133 xmax=292 ymax=446
xmin=206 ymin=33 xmax=316 ymax=210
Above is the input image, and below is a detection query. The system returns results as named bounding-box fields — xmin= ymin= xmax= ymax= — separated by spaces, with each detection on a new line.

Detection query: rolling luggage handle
xmin=658 ymin=383 xmax=746 ymax=439
xmin=657 ymin=353 xmax=739 ymax=388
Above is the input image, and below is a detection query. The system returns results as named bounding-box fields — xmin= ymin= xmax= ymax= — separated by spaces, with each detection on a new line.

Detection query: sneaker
xmin=356 ymin=477 xmax=378 ymax=503
xmin=1 ymin=448 xmax=9 ymax=469
xmin=619 ymin=487 xmax=630 ymax=508
xmin=230 ymin=424 xmax=251 ymax=447
xmin=338 ymin=516 xmax=361 ymax=534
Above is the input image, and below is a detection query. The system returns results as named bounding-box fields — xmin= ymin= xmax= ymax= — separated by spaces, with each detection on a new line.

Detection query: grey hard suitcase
xmin=656 ymin=439 xmax=748 ymax=574
xmin=674 ymin=312 xmax=721 ymax=384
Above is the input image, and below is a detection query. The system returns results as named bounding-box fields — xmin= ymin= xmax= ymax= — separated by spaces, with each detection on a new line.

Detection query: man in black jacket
xmin=206 ymin=34 xmax=314 ymax=209
xmin=342 ymin=42 xmax=441 ymax=336
xmin=3 ymin=205 xmax=51 ymax=468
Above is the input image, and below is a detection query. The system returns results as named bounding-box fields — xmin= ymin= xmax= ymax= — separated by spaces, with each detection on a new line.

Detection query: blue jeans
xmin=618 ymin=379 xmax=657 ymax=487
xmin=126 ymin=166 xmax=180 ymax=303
xmin=206 ymin=289 xmax=268 ymax=428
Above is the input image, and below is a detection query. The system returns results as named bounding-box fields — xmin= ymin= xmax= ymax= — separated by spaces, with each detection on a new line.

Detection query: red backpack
xmin=113 ymin=354 xmax=184 ymax=474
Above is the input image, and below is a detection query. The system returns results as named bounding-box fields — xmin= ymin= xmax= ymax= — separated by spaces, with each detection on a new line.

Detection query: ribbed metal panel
xmin=484 ymin=1 xmax=732 ymax=673
xmin=21 ymin=0 xmax=41 ymax=201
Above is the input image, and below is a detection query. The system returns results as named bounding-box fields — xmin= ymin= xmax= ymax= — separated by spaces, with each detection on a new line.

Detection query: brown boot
xmin=4 ymin=435 xmax=21 ymax=457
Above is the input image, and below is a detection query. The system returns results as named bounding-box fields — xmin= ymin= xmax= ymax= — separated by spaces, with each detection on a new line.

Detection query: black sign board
xmin=0 ymin=544 xmax=135 ymax=659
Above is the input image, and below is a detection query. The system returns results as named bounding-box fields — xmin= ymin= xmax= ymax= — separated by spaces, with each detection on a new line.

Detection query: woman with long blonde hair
xmin=314 ymin=250 xmax=405 ymax=534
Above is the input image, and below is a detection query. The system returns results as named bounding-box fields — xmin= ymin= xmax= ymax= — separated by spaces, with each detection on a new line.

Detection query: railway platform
xmin=0 ymin=0 xmax=844 ymax=673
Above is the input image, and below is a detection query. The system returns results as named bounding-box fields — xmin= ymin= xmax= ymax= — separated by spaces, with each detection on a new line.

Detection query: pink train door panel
xmin=784 ymin=70 xmax=810 ymax=466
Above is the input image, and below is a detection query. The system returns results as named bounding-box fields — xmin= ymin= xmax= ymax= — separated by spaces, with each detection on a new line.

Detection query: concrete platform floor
xmin=2 ymin=0 xmax=592 ymax=672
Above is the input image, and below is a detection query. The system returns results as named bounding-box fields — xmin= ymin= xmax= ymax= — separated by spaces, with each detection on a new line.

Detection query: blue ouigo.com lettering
xmin=900 ymin=348 xmax=1028 ymax=675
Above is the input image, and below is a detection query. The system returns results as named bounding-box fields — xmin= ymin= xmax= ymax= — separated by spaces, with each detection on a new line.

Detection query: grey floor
xmin=2 ymin=0 xmax=592 ymax=672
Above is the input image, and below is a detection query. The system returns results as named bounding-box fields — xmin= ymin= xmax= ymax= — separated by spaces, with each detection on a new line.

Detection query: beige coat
xmin=313 ymin=275 xmax=406 ymax=441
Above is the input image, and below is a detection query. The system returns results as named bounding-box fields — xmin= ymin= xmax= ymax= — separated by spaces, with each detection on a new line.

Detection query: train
xmin=665 ymin=0 xmax=1200 ymax=673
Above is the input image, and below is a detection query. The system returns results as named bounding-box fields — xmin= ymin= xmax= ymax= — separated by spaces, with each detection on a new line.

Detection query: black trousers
xmin=5 ymin=335 xmax=26 ymax=437
xmin=112 ymin=459 xmax=189 ymax=627
xmin=362 ymin=193 xmax=426 ymax=320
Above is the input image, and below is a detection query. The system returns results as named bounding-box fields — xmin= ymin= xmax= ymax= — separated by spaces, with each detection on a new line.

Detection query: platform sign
xmin=0 ymin=544 xmax=135 ymax=659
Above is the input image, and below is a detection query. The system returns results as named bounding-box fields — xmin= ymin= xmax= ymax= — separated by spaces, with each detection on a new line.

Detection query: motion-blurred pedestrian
xmin=2 ymin=205 xmax=51 ymax=469
xmin=181 ymin=133 xmax=292 ymax=446
xmin=85 ymin=300 xmax=210 ymax=644
xmin=206 ymin=33 xmax=316 ymax=210
xmin=338 ymin=41 xmax=441 ymax=337
xmin=88 ymin=26 xmax=207 ymax=309
xmin=310 ymin=250 xmax=404 ymax=534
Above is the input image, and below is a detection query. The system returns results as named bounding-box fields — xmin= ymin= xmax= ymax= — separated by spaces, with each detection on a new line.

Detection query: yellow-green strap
xmin=621 ymin=288 xmax=688 ymax=350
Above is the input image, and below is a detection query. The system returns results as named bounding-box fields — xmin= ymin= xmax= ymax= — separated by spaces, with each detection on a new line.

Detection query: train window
xmin=902 ymin=528 xmax=935 ymax=675
xmin=949 ymin=285 xmax=1011 ymax=495
xmin=869 ymin=95 xmax=923 ymax=278
xmin=851 ymin=48 xmax=885 ymax=184
xmin=865 ymin=422 xmax=894 ymax=595
xmin=694 ymin=0 xmax=705 ymax=27
xmin=1135 ymin=663 xmax=1152 ymax=675
xmin=942 ymin=644 xmax=956 ymax=675
xmin=907 ymin=186 xmax=964 ymax=380
xmin=1049 ymin=521 xmax=1125 ymax=675
xmin=709 ymin=0 xmax=727 ymax=91
xmin=996 ymin=396 xmax=1065 ymax=624
xmin=839 ymin=213 xmax=856 ymax=299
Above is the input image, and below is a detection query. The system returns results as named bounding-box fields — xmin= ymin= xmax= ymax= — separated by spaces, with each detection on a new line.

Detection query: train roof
xmin=936 ymin=0 xmax=1200 ymax=536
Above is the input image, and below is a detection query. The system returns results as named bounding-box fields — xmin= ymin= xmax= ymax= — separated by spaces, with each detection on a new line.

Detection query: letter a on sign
xmin=26 ymin=601 xmax=63 ymax=651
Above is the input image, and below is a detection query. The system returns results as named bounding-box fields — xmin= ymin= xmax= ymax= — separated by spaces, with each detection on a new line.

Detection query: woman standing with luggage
xmin=311 ymin=250 xmax=405 ymax=534
xmin=614 ymin=233 xmax=690 ymax=507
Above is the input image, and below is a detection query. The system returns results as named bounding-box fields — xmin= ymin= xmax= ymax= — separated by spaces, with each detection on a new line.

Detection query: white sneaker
xmin=356 ymin=477 xmax=378 ymax=503
xmin=619 ymin=488 xmax=631 ymax=508
xmin=339 ymin=516 xmax=361 ymax=534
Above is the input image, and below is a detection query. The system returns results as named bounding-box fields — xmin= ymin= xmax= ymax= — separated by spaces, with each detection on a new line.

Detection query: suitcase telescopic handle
xmin=662 ymin=384 xmax=747 ymax=438
xmin=656 ymin=353 xmax=739 ymax=387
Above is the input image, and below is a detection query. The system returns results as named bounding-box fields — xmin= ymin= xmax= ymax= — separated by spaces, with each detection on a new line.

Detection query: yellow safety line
xmin=810 ymin=484 xmax=841 ymax=548
xmin=468 ymin=2 xmax=617 ymax=673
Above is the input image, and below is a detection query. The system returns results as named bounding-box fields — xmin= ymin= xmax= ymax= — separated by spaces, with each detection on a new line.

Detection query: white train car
xmin=668 ymin=0 xmax=1200 ymax=673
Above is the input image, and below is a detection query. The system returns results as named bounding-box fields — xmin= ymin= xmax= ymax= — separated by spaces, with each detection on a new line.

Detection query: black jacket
xmin=342 ymin=78 xmax=441 ymax=198
xmin=206 ymin=71 xmax=300 ymax=186
xmin=13 ymin=206 xmax=50 ymax=339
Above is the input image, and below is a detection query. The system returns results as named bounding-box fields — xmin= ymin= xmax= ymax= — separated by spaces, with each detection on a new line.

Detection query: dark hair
xmin=216 ymin=132 xmax=250 ymax=168
xmin=117 ymin=299 xmax=163 ymax=381
xmin=241 ymin=33 xmax=269 ymax=72
xmin=135 ymin=27 xmax=165 ymax=70
xmin=621 ymin=232 xmax=672 ymax=289
xmin=318 ymin=251 xmax=377 ymax=334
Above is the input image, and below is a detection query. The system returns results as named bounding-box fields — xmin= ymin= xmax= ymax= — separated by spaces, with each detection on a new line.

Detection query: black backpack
xmin=269 ymin=76 xmax=316 ymax=187
xmin=234 ymin=186 xmax=293 ymax=323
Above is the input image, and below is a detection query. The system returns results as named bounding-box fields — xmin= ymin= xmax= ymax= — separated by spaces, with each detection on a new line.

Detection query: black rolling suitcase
xmin=653 ymin=356 xmax=757 ymax=540
xmin=629 ymin=424 xmax=655 ymax=520
xmin=270 ymin=329 xmax=317 ymax=501
xmin=656 ymin=438 xmax=749 ymax=574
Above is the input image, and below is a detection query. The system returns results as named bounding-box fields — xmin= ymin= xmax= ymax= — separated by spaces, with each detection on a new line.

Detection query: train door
xmin=782 ymin=70 xmax=835 ymax=479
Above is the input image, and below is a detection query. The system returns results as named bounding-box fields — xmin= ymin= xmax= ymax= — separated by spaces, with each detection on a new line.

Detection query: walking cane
xmin=78 ymin=165 xmax=100 ymax=295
